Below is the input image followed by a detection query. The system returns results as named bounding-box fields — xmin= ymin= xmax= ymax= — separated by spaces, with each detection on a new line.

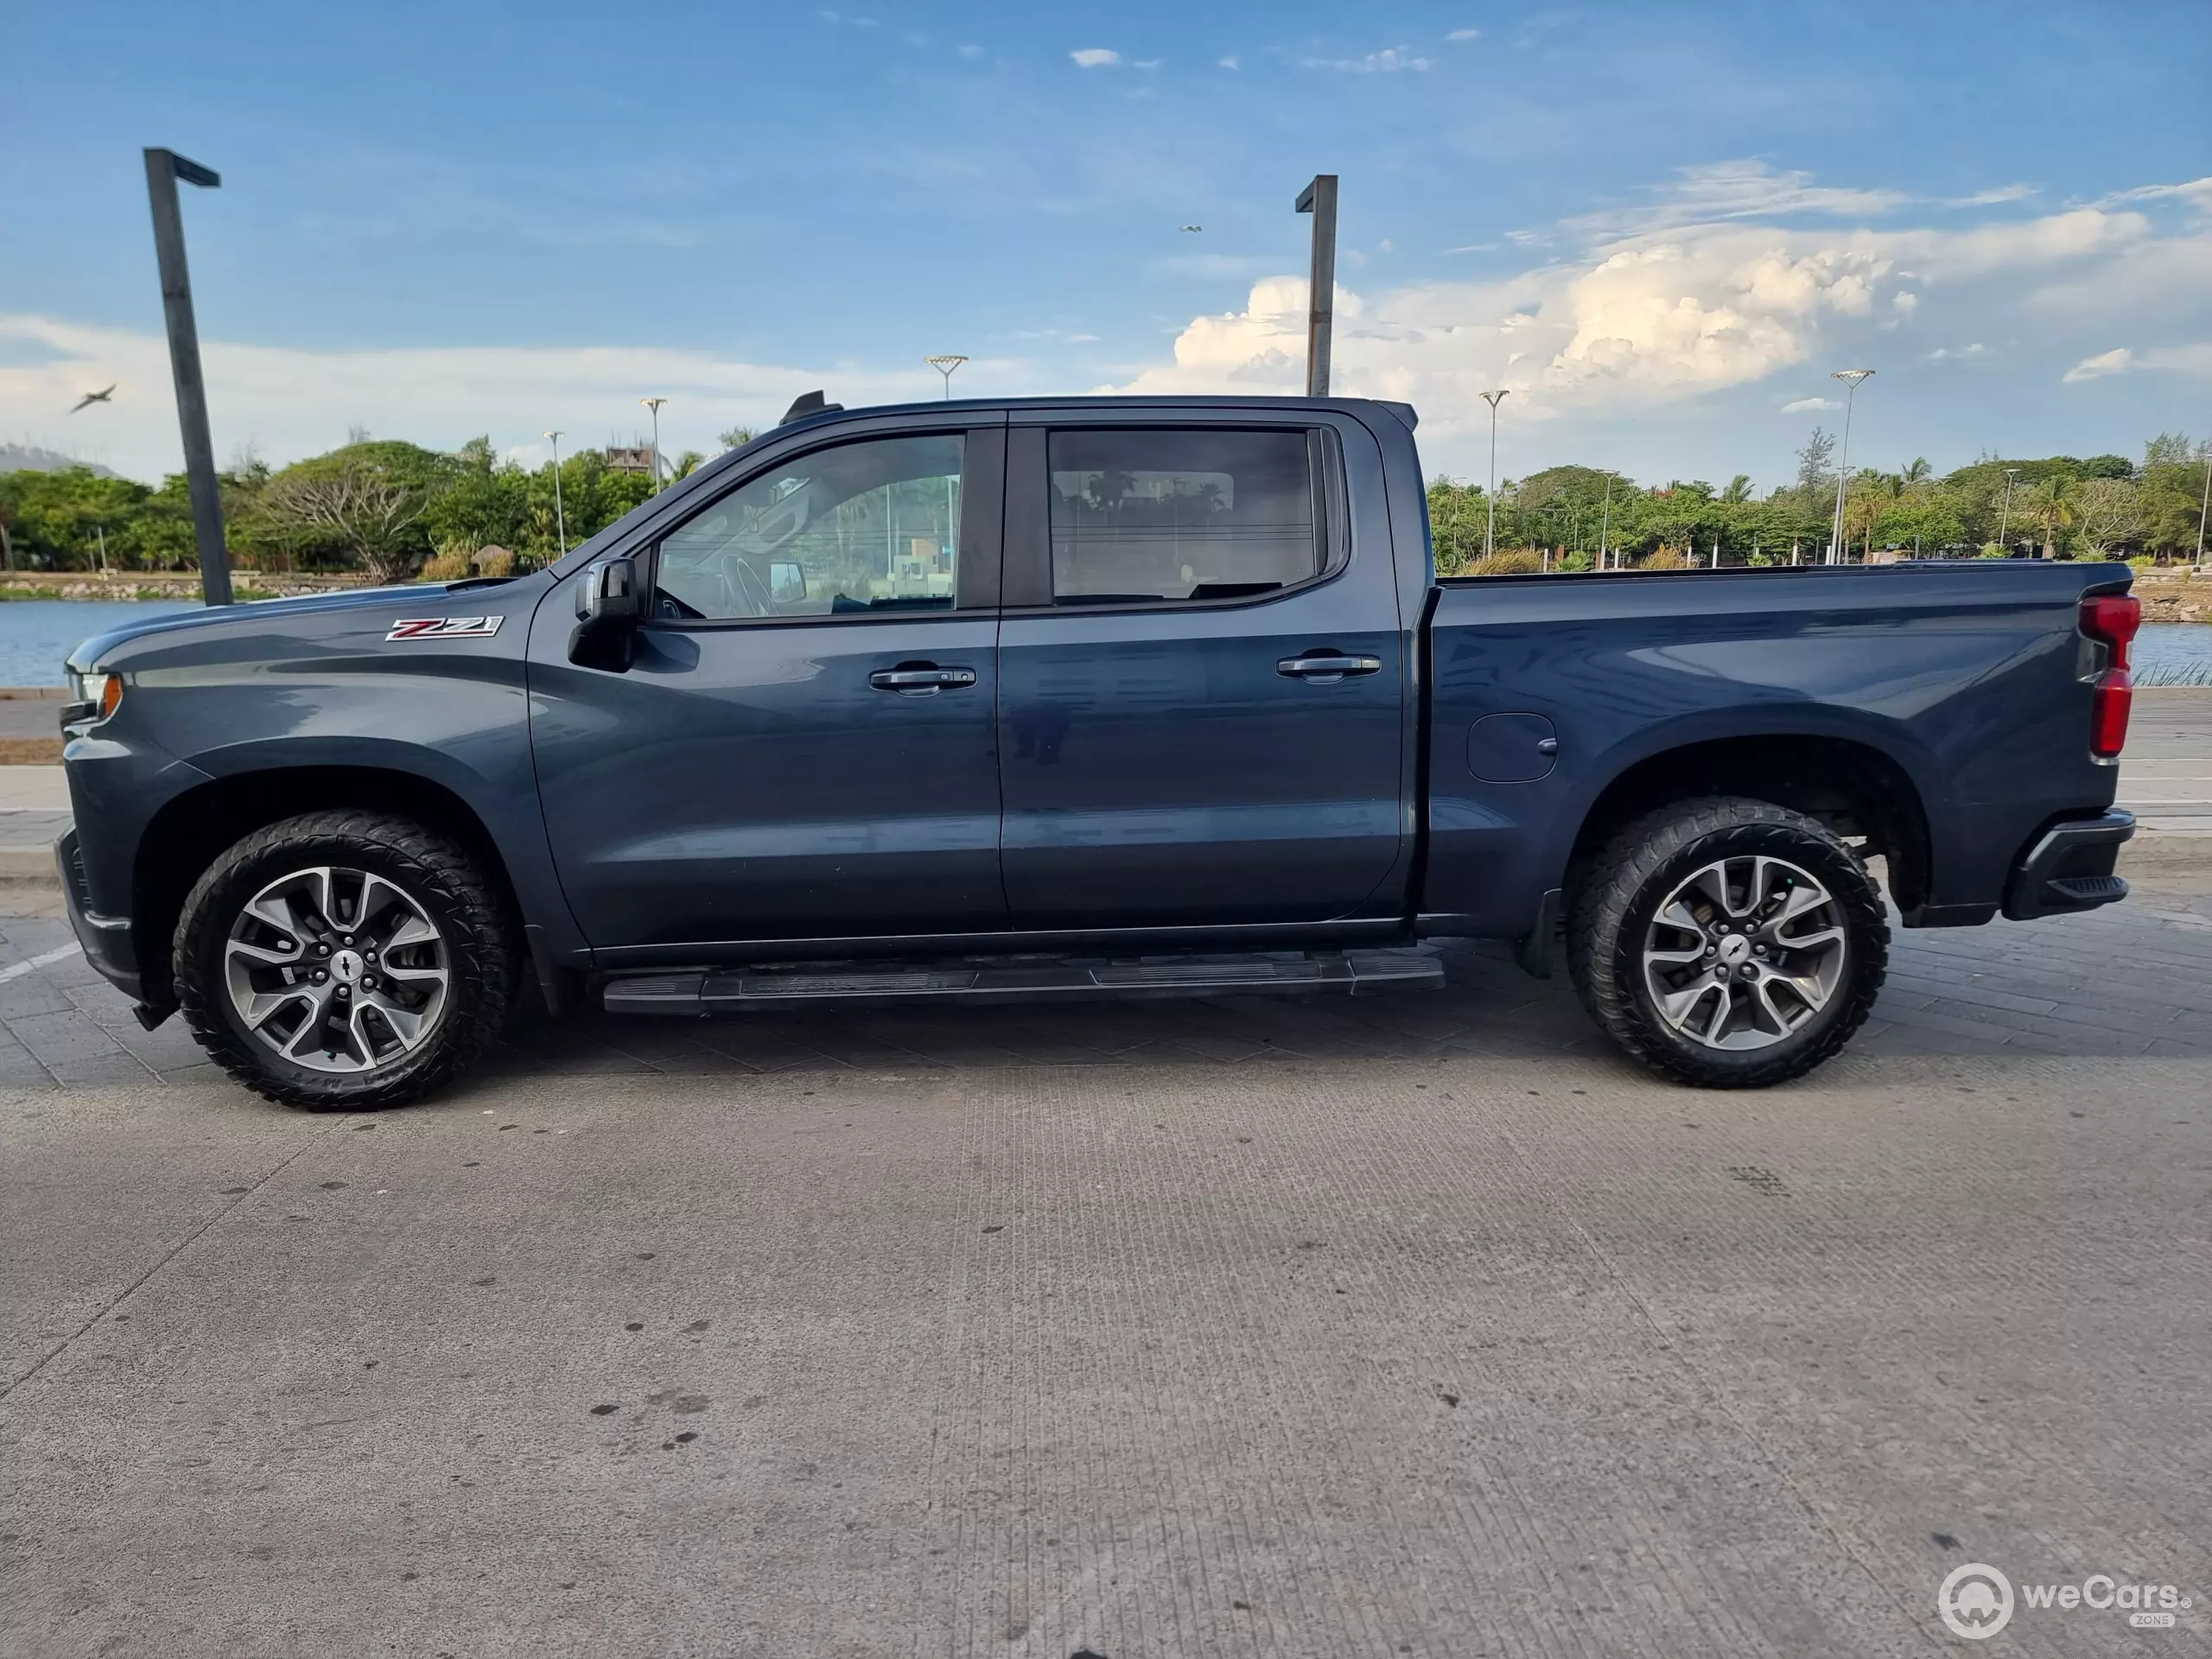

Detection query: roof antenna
xmin=779 ymin=390 xmax=842 ymax=425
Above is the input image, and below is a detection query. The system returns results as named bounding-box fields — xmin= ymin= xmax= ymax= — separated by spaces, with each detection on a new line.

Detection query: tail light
xmin=2080 ymin=592 xmax=2139 ymax=759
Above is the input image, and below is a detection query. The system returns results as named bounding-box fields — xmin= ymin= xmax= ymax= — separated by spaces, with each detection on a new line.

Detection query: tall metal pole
xmin=1480 ymin=390 xmax=1508 ymax=558
xmin=1998 ymin=467 xmax=2020 ymax=555
xmin=640 ymin=397 xmax=667 ymax=492
xmin=543 ymin=430 xmax=567 ymax=555
xmin=1827 ymin=368 xmax=1872 ymax=565
xmin=1295 ymin=175 xmax=1338 ymax=397
xmin=2196 ymin=450 xmax=2210 ymax=567
xmin=144 ymin=148 xmax=232 ymax=606
xmin=1599 ymin=473 xmax=1613 ymax=569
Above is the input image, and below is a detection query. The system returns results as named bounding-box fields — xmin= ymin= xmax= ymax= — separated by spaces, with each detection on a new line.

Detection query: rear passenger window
xmin=1047 ymin=429 xmax=1322 ymax=603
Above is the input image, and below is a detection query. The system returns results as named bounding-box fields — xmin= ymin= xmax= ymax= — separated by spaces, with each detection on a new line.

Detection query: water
xmin=0 ymin=600 xmax=202 ymax=685
xmin=0 ymin=597 xmax=2207 ymax=687
xmin=2135 ymin=622 xmax=2212 ymax=686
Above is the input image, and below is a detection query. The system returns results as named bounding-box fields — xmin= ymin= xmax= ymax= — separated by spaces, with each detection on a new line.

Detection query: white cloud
xmin=957 ymin=43 xmax=983 ymax=58
xmin=1217 ymin=54 xmax=1238 ymax=69
xmin=1782 ymin=397 xmax=1840 ymax=412
xmin=1563 ymin=160 xmax=1910 ymax=238
xmin=1950 ymin=184 xmax=2036 ymax=206
xmin=2063 ymin=341 xmax=2212 ymax=383
xmin=1304 ymin=47 xmax=1432 ymax=73
xmin=1928 ymin=343 xmax=1987 ymax=360
xmin=2064 ymin=347 xmax=2134 ymax=381
xmin=1103 ymin=181 xmax=2206 ymax=465
xmin=1069 ymin=47 xmax=1120 ymax=68
xmin=0 ymin=314 xmax=1017 ymax=482
xmin=1446 ymin=28 xmax=1481 ymax=41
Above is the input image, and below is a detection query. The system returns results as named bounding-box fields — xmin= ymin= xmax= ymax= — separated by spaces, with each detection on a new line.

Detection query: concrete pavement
xmin=4 ymin=1051 xmax=2207 ymax=1657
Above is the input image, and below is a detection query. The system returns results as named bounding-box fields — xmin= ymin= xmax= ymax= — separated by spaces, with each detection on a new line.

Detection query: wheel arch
xmin=133 ymin=766 xmax=525 ymax=1008
xmin=1564 ymin=734 xmax=1934 ymax=917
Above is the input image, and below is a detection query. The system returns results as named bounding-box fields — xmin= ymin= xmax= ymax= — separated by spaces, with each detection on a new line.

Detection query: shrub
xmin=419 ymin=543 xmax=474 ymax=583
xmin=1464 ymin=549 xmax=1544 ymax=575
xmin=1640 ymin=546 xmax=1691 ymax=570
xmin=475 ymin=547 xmax=518 ymax=578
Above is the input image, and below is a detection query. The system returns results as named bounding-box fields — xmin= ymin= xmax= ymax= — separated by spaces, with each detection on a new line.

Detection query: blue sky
xmin=3 ymin=0 xmax=2208 ymax=484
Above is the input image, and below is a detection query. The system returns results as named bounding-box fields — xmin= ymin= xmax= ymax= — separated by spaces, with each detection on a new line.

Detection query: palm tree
xmin=1903 ymin=456 xmax=1933 ymax=486
xmin=1720 ymin=474 xmax=1753 ymax=505
xmin=2023 ymin=476 xmax=2075 ymax=557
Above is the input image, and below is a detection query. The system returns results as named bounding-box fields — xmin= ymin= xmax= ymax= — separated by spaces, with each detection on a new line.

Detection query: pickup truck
xmin=58 ymin=394 xmax=2141 ymax=1108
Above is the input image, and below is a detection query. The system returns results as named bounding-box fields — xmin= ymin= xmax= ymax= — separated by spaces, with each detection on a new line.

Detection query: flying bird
xmin=68 ymin=385 xmax=116 ymax=414
xmin=1179 ymin=224 xmax=1203 ymax=232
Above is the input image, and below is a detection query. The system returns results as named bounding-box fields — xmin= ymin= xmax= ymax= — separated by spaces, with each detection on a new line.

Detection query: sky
xmin=2 ymin=0 xmax=2208 ymax=487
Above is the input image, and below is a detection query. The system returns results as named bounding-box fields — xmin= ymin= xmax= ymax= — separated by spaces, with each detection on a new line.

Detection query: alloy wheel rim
xmin=223 ymin=866 xmax=450 ymax=1075
xmin=1641 ymin=854 xmax=1847 ymax=1052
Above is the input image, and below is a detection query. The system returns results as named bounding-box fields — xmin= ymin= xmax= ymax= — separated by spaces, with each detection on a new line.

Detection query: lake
xmin=2 ymin=598 xmax=2209 ymax=686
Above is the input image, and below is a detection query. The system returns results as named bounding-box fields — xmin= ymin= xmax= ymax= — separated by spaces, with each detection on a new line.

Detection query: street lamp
xmin=639 ymin=397 xmax=668 ymax=492
xmin=1599 ymin=472 xmax=1614 ymax=569
xmin=1480 ymin=389 xmax=1509 ymax=559
xmin=925 ymin=355 xmax=968 ymax=399
xmin=543 ymin=430 xmax=567 ymax=555
xmin=1827 ymin=368 xmax=1873 ymax=565
xmin=143 ymin=147 xmax=232 ymax=606
xmin=2196 ymin=449 xmax=2210 ymax=568
xmin=1998 ymin=467 xmax=2022 ymax=556
xmin=1295 ymin=175 xmax=1339 ymax=397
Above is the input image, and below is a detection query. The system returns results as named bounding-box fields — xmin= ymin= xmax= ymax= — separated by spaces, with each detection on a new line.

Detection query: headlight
xmin=62 ymin=670 xmax=123 ymax=727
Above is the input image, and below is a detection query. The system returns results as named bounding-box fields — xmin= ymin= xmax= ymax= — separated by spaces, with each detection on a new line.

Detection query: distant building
xmin=605 ymin=446 xmax=656 ymax=474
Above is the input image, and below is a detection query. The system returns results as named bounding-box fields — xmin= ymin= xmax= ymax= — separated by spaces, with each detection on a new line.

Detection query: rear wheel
xmin=174 ymin=811 xmax=516 ymax=1109
xmin=1567 ymin=797 xmax=1888 ymax=1088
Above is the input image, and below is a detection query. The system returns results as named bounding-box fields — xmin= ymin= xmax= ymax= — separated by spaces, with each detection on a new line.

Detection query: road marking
xmin=0 ymin=942 xmax=83 ymax=982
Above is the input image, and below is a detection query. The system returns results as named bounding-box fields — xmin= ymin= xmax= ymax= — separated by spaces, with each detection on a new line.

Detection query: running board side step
xmin=602 ymin=949 xmax=1444 ymax=1015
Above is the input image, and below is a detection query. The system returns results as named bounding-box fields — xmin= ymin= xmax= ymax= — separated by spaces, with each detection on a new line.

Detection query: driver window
xmin=653 ymin=433 xmax=963 ymax=621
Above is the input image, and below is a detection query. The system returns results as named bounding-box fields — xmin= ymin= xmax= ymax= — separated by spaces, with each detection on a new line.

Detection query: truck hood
xmin=63 ymin=582 xmax=514 ymax=673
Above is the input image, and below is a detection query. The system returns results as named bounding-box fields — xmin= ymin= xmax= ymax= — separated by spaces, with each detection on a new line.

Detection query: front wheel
xmin=1567 ymin=797 xmax=1888 ymax=1088
xmin=174 ymin=811 xmax=517 ymax=1109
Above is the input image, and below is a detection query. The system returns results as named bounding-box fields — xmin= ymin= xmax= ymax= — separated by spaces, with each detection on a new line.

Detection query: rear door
xmin=530 ymin=413 xmax=1008 ymax=954
xmin=995 ymin=409 xmax=1408 ymax=929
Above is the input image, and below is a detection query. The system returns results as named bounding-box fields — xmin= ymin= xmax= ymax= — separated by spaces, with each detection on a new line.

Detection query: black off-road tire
xmin=174 ymin=811 xmax=516 ymax=1110
xmin=1566 ymin=796 xmax=1889 ymax=1088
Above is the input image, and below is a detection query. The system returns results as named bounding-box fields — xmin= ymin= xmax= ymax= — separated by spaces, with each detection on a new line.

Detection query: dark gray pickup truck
xmin=58 ymin=394 xmax=2140 ymax=1107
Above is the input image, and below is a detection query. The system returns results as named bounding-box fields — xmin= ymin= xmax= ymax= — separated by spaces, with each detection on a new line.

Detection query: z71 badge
xmin=386 ymin=616 xmax=504 ymax=641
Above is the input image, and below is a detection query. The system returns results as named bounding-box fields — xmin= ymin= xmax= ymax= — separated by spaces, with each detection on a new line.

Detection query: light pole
xmin=925 ymin=355 xmax=967 ymax=399
xmin=144 ymin=147 xmax=232 ymax=606
xmin=1998 ymin=467 xmax=2021 ymax=556
xmin=2196 ymin=449 xmax=2210 ymax=568
xmin=1480 ymin=389 xmax=1509 ymax=558
xmin=543 ymin=430 xmax=568 ymax=555
xmin=1827 ymin=368 xmax=1873 ymax=565
xmin=1599 ymin=472 xmax=1614 ymax=569
xmin=639 ymin=397 xmax=668 ymax=492
xmin=1295 ymin=175 xmax=1339 ymax=396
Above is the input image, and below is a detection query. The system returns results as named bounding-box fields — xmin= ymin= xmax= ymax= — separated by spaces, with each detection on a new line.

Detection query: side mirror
xmin=576 ymin=556 xmax=642 ymax=623
xmin=769 ymin=560 xmax=807 ymax=604
xmin=570 ymin=556 xmax=641 ymax=670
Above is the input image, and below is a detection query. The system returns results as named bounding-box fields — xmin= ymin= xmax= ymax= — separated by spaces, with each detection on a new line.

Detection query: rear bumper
xmin=2002 ymin=810 xmax=2134 ymax=922
xmin=55 ymin=828 xmax=144 ymax=1001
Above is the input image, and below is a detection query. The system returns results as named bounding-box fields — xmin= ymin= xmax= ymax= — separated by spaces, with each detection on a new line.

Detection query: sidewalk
xmin=4 ymin=689 xmax=2208 ymax=882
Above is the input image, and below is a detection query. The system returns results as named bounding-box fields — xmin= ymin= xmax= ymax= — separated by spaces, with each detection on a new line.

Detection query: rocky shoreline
xmin=2135 ymin=573 xmax=2211 ymax=625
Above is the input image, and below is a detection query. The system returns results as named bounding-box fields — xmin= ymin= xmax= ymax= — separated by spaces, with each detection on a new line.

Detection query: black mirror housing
xmin=570 ymin=556 xmax=642 ymax=670
xmin=576 ymin=556 xmax=642 ymax=622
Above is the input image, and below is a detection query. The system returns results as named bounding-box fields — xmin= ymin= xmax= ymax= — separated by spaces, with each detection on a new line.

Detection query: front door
xmin=531 ymin=421 xmax=1007 ymax=953
xmin=995 ymin=415 xmax=1408 ymax=930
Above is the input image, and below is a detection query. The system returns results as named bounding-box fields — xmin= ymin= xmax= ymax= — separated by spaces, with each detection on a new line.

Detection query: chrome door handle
xmin=1278 ymin=654 xmax=1383 ymax=683
xmin=869 ymin=666 xmax=977 ymax=694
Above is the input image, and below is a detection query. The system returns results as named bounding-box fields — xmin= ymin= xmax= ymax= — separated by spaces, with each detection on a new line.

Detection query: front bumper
xmin=2002 ymin=810 xmax=2134 ymax=922
xmin=55 ymin=827 xmax=143 ymax=1001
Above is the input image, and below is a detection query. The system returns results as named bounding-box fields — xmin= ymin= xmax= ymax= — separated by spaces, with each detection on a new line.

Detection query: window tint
xmin=1047 ymin=429 xmax=1319 ymax=603
xmin=655 ymin=433 xmax=963 ymax=621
